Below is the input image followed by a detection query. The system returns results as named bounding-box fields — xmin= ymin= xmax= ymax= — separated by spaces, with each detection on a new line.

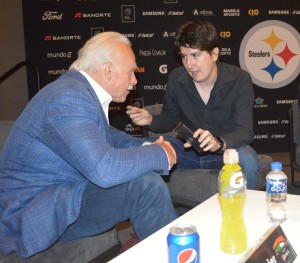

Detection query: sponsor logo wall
xmin=22 ymin=0 xmax=300 ymax=152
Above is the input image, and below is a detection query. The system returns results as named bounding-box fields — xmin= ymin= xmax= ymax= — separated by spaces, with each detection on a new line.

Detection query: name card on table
xmin=238 ymin=223 xmax=297 ymax=263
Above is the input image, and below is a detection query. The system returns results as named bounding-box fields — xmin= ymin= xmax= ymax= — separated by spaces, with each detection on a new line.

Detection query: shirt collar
xmin=80 ymin=71 xmax=112 ymax=122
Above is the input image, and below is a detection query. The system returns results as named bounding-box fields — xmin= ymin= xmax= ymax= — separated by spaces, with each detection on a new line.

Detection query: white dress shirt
xmin=80 ymin=71 xmax=112 ymax=123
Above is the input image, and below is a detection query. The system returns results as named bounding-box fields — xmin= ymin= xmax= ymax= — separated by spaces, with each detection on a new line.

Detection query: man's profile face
xmin=110 ymin=44 xmax=138 ymax=103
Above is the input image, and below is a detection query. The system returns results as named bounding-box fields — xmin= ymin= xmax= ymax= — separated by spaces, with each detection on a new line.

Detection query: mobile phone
xmin=175 ymin=123 xmax=203 ymax=153
xmin=130 ymin=98 xmax=144 ymax=108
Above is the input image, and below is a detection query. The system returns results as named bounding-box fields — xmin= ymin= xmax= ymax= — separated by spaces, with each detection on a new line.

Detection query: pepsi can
xmin=167 ymin=224 xmax=200 ymax=263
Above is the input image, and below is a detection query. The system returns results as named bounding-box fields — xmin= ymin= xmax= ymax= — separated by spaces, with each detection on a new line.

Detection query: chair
xmin=144 ymin=104 xmax=272 ymax=211
xmin=0 ymin=121 xmax=122 ymax=263
xmin=288 ymin=100 xmax=300 ymax=187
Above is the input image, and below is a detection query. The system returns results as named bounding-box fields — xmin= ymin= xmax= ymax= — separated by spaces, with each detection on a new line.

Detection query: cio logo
xmin=159 ymin=64 xmax=168 ymax=74
xmin=239 ymin=20 xmax=300 ymax=89
xmin=177 ymin=249 xmax=197 ymax=263
xmin=248 ymin=9 xmax=259 ymax=16
xmin=220 ymin=31 xmax=231 ymax=38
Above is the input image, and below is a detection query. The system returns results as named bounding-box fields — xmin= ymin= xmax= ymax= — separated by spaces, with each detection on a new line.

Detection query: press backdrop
xmin=22 ymin=0 xmax=300 ymax=153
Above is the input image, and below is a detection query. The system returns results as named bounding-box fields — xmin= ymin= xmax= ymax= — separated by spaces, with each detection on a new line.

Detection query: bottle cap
xmin=223 ymin=149 xmax=239 ymax=164
xmin=271 ymin=161 xmax=282 ymax=170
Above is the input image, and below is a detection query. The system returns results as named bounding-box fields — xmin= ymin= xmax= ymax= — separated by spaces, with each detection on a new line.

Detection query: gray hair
xmin=70 ymin=31 xmax=131 ymax=72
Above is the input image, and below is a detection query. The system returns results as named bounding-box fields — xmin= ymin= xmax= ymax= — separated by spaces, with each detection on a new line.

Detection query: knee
xmin=164 ymin=136 xmax=185 ymax=151
xmin=236 ymin=145 xmax=258 ymax=166
xmin=131 ymin=172 xmax=170 ymax=197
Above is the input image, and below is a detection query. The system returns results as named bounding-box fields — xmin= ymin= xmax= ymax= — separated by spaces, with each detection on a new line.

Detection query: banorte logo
xmin=177 ymin=249 xmax=197 ymax=263
xmin=239 ymin=20 xmax=300 ymax=89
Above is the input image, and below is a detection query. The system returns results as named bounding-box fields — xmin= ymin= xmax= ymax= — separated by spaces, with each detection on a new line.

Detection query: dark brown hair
xmin=175 ymin=21 xmax=220 ymax=55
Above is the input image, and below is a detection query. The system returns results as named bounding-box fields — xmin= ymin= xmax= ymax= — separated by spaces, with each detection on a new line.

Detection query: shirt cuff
xmin=142 ymin=142 xmax=171 ymax=170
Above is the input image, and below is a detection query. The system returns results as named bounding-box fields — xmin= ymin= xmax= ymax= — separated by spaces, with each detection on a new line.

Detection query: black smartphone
xmin=130 ymin=98 xmax=144 ymax=108
xmin=175 ymin=123 xmax=203 ymax=153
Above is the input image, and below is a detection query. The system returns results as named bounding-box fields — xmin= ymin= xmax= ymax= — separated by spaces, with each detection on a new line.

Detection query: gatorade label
xmin=230 ymin=171 xmax=245 ymax=189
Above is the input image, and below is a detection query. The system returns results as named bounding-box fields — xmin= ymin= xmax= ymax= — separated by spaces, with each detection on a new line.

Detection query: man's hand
xmin=184 ymin=128 xmax=222 ymax=152
xmin=126 ymin=106 xmax=153 ymax=126
xmin=153 ymin=136 xmax=177 ymax=168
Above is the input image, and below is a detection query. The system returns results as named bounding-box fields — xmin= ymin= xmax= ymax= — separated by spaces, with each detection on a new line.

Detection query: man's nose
xmin=132 ymin=73 xmax=138 ymax=85
xmin=185 ymin=57 xmax=194 ymax=70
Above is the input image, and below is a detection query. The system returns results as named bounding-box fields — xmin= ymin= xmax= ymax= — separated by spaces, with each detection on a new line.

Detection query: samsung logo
xmin=276 ymin=100 xmax=293 ymax=104
xmin=123 ymin=33 xmax=135 ymax=38
xmin=258 ymin=120 xmax=279 ymax=125
xmin=254 ymin=135 xmax=268 ymax=139
xmin=142 ymin=11 xmax=165 ymax=16
xmin=268 ymin=10 xmax=289 ymax=15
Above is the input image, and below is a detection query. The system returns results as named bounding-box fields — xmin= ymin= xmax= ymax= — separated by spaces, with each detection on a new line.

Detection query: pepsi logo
xmin=177 ymin=248 xmax=197 ymax=263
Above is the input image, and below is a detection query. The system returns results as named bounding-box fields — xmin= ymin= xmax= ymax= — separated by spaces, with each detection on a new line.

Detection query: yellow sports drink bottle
xmin=218 ymin=149 xmax=247 ymax=255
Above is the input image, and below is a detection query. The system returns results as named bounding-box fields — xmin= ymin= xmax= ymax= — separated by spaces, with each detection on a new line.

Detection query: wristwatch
xmin=215 ymin=137 xmax=224 ymax=151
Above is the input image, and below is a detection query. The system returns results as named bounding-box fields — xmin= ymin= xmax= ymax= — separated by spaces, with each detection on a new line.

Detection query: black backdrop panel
xmin=22 ymin=0 xmax=300 ymax=153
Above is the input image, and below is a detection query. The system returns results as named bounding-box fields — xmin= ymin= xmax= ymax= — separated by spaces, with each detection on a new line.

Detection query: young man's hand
xmin=126 ymin=106 xmax=153 ymax=126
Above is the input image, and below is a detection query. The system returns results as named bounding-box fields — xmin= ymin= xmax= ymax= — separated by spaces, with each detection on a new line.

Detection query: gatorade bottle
xmin=218 ymin=149 xmax=247 ymax=255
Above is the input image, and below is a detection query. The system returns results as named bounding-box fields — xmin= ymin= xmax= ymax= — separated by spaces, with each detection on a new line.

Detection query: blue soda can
xmin=167 ymin=224 xmax=200 ymax=263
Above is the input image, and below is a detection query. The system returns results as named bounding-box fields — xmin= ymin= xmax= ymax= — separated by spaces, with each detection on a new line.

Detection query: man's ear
xmin=212 ymin=47 xmax=219 ymax=61
xmin=103 ymin=62 xmax=112 ymax=80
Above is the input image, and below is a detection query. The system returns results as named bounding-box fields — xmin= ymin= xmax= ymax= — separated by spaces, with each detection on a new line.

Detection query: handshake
xmin=126 ymin=105 xmax=176 ymax=169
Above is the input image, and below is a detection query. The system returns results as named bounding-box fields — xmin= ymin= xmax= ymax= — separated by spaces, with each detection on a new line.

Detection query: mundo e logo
xmin=239 ymin=20 xmax=300 ymax=89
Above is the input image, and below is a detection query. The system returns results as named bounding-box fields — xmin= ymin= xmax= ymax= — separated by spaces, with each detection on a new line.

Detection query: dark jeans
xmin=165 ymin=136 xmax=260 ymax=190
xmin=59 ymin=172 xmax=178 ymax=241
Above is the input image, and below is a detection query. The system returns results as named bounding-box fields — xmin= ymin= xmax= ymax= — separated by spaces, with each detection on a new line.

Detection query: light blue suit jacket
xmin=0 ymin=71 xmax=169 ymax=258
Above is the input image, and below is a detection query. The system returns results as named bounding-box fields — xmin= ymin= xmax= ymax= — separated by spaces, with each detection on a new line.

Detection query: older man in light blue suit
xmin=0 ymin=32 xmax=177 ymax=258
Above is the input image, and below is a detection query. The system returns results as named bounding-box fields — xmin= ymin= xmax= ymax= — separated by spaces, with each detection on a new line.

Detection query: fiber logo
xmin=239 ymin=20 xmax=300 ymax=89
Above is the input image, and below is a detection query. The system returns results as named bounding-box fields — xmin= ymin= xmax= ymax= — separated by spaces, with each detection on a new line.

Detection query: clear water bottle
xmin=266 ymin=161 xmax=287 ymax=223
xmin=218 ymin=149 xmax=247 ymax=254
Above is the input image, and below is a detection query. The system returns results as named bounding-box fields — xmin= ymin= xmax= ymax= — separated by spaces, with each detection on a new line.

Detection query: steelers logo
xmin=239 ymin=20 xmax=300 ymax=89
